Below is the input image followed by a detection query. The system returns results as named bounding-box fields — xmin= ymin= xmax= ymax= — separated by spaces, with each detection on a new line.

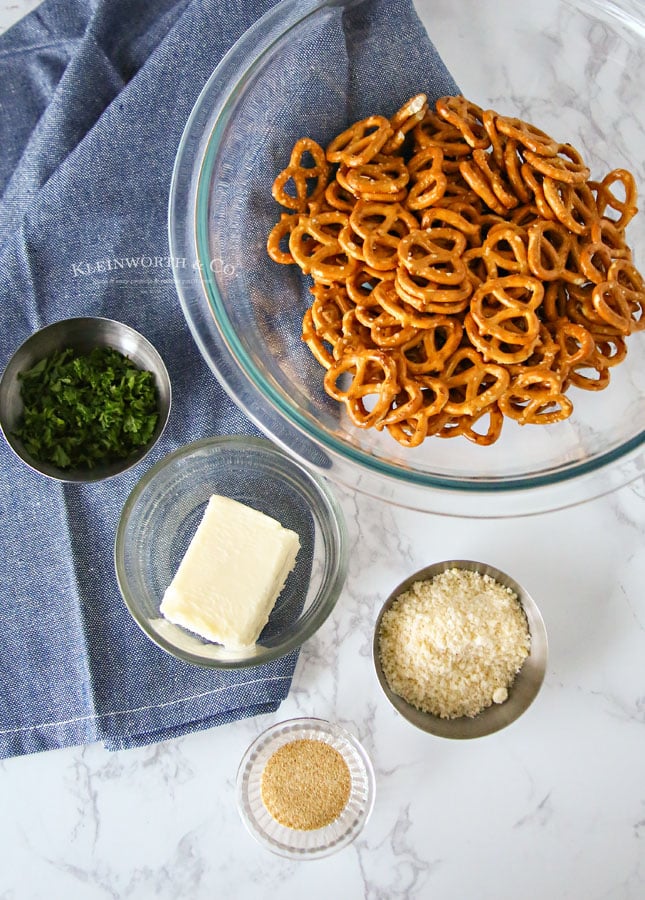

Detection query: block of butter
xmin=160 ymin=495 xmax=301 ymax=649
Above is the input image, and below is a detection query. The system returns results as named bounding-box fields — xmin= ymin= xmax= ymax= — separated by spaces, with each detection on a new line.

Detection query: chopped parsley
xmin=15 ymin=346 xmax=159 ymax=469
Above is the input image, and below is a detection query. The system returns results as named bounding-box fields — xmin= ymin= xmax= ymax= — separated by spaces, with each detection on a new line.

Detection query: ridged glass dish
xmin=236 ymin=717 xmax=375 ymax=859
xmin=169 ymin=0 xmax=645 ymax=516
xmin=114 ymin=436 xmax=347 ymax=668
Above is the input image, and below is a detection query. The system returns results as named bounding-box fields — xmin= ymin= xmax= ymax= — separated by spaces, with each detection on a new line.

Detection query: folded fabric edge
xmin=0 ymin=667 xmax=295 ymax=759
xmin=103 ymin=700 xmax=284 ymax=752
xmin=94 ymin=662 xmax=298 ymax=751
xmin=0 ymin=0 xmax=214 ymax=237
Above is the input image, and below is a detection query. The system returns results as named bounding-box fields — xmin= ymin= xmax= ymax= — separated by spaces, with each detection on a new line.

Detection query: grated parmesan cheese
xmin=378 ymin=568 xmax=530 ymax=719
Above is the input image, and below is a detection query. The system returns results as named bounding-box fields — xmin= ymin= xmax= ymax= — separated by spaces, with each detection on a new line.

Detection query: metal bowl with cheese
xmin=373 ymin=559 xmax=548 ymax=738
xmin=114 ymin=435 xmax=348 ymax=668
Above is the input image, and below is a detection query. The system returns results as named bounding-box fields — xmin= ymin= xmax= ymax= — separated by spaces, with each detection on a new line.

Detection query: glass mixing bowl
xmin=169 ymin=0 xmax=645 ymax=516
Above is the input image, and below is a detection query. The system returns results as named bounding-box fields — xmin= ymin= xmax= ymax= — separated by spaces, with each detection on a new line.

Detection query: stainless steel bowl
xmin=373 ymin=559 xmax=548 ymax=739
xmin=0 ymin=317 xmax=171 ymax=481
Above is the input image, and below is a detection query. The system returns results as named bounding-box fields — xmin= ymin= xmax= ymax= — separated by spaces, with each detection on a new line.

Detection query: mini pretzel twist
xmin=436 ymin=95 xmax=490 ymax=149
xmin=375 ymin=354 xmax=428 ymax=426
xmin=406 ymin=146 xmax=448 ymax=210
xmin=335 ymin=309 xmax=375 ymax=359
xmin=609 ymin=259 xmax=645 ymax=329
xmin=272 ymin=138 xmax=330 ymax=212
xmin=520 ymin=164 xmax=558 ymax=221
xmin=482 ymin=222 xmax=529 ymax=277
xmin=442 ymin=347 xmax=511 ymax=416
xmin=338 ymin=154 xmax=410 ymax=201
xmin=494 ymin=115 xmax=561 ymax=156
xmin=547 ymin=321 xmax=595 ymax=378
xmin=592 ymin=281 xmax=636 ymax=335
xmin=268 ymin=94 xmax=644 ymax=447
xmin=325 ymin=179 xmax=356 ymax=212
xmin=302 ymin=309 xmax=334 ymax=369
xmin=589 ymin=218 xmax=632 ymax=260
xmin=385 ymin=376 xmax=449 ymax=446
xmin=398 ymin=227 xmax=468 ymax=284
xmin=523 ymin=144 xmax=590 ymax=185
xmin=458 ymin=158 xmax=508 ymax=215
xmin=310 ymin=283 xmax=353 ymax=341
xmin=420 ymin=204 xmax=483 ymax=242
xmin=395 ymin=267 xmax=473 ymax=314
xmin=499 ymin=368 xmax=573 ymax=424
xmin=468 ymin=275 xmax=543 ymax=356
xmin=289 ymin=212 xmax=357 ymax=283
xmin=543 ymin=178 xmax=599 ymax=235
xmin=527 ymin=220 xmax=574 ymax=281
xmin=345 ymin=266 xmax=384 ymax=305
xmin=382 ymin=93 xmax=429 ymax=155
xmin=407 ymin=331 xmax=464 ymax=380
xmin=430 ymin=404 xmax=505 ymax=446
xmin=348 ymin=201 xmax=418 ymax=271
xmin=354 ymin=303 xmax=419 ymax=348
xmin=587 ymin=332 xmax=628 ymax=369
xmin=413 ymin=109 xmax=470 ymax=153
xmin=323 ymin=349 xmax=400 ymax=428
xmin=470 ymin=275 xmax=544 ymax=332
xmin=502 ymin=140 xmax=532 ymax=204
xmin=508 ymin=323 xmax=559 ymax=375
xmin=472 ymin=148 xmax=519 ymax=210
xmin=326 ymin=115 xmax=394 ymax=167
xmin=594 ymin=169 xmax=638 ymax=229
xmin=566 ymin=358 xmax=611 ymax=392
xmin=565 ymin=283 xmax=618 ymax=335
xmin=267 ymin=213 xmax=299 ymax=264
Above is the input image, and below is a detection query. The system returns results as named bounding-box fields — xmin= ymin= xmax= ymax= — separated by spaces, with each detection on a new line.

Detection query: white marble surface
xmin=2 ymin=484 xmax=645 ymax=899
xmin=2 ymin=1 xmax=645 ymax=899
xmin=0 ymin=0 xmax=39 ymax=33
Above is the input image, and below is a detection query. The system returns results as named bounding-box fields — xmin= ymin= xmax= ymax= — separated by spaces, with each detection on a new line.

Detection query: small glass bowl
xmin=0 ymin=317 xmax=171 ymax=482
xmin=373 ymin=560 xmax=548 ymax=739
xmin=114 ymin=436 xmax=347 ymax=668
xmin=236 ymin=717 xmax=375 ymax=859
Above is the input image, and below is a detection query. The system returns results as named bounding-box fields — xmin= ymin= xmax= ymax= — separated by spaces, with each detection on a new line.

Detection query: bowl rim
xmin=169 ymin=0 xmax=645 ymax=512
xmin=372 ymin=559 xmax=548 ymax=739
xmin=0 ymin=315 xmax=172 ymax=482
xmin=114 ymin=434 xmax=349 ymax=669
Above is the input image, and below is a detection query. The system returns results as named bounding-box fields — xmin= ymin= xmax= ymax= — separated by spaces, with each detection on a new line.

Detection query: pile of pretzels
xmin=267 ymin=93 xmax=643 ymax=447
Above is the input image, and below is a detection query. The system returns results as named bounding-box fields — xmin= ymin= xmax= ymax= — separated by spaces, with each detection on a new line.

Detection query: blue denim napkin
xmin=0 ymin=0 xmax=458 ymax=758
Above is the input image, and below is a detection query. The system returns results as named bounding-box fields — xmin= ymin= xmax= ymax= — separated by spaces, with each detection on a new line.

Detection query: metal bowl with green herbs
xmin=0 ymin=317 xmax=171 ymax=482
